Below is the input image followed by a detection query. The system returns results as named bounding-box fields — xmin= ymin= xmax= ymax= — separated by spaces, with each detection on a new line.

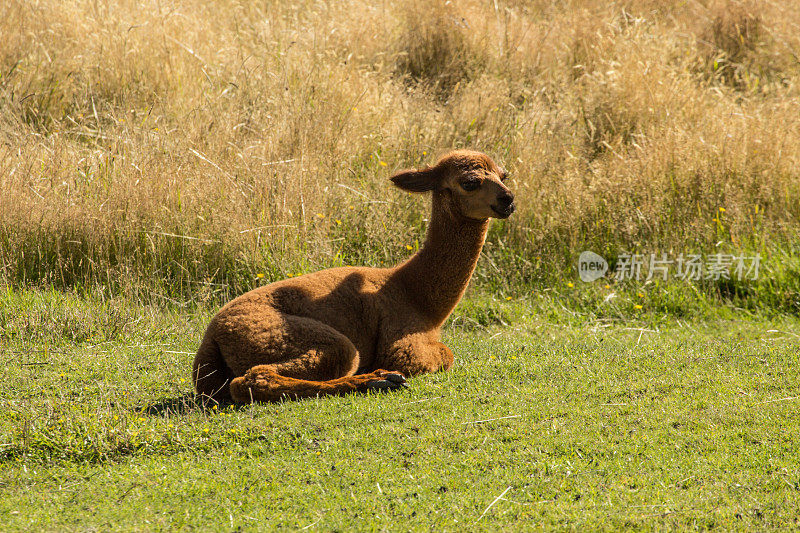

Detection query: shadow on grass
xmin=136 ymin=393 xmax=238 ymax=417
xmin=135 ymin=385 xmax=405 ymax=417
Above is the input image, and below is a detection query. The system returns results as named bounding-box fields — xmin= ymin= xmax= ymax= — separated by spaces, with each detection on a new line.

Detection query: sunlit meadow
xmin=1 ymin=0 xmax=798 ymax=311
xmin=3 ymin=1 xmax=800 ymax=530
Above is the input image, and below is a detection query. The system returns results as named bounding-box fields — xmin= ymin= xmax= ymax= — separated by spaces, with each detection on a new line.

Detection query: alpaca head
xmin=390 ymin=150 xmax=515 ymax=220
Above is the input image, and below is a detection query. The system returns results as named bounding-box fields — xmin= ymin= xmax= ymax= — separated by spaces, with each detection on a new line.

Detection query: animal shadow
xmin=136 ymin=392 xmax=240 ymax=417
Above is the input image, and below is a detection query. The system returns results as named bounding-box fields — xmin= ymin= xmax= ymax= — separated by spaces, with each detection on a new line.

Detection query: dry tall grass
xmin=1 ymin=0 xmax=799 ymax=306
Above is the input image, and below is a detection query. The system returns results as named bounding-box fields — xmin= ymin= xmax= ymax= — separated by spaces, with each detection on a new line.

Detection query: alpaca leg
xmin=211 ymin=311 xmax=406 ymax=402
xmin=435 ymin=342 xmax=454 ymax=371
xmin=380 ymin=336 xmax=454 ymax=376
xmin=214 ymin=312 xmax=362 ymax=381
xmin=230 ymin=367 xmax=406 ymax=403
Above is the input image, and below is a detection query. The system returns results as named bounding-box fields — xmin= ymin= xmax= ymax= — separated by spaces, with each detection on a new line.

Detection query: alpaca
xmin=192 ymin=150 xmax=515 ymax=402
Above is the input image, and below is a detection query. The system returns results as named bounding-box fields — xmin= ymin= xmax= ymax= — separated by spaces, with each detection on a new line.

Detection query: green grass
xmin=2 ymin=289 xmax=800 ymax=530
xmin=3 ymin=1 xmax=799 ymax=527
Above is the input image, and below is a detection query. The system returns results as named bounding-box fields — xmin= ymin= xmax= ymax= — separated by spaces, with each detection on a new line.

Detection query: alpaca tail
xmin=229 ymin=367 xmax=407 ymax=403
xmin=192 ymin=334 xmax=235 ymax=402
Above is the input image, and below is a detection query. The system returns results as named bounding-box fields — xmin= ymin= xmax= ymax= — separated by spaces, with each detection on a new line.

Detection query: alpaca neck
xmin=395 ymin=191 xmax=489 ymax=327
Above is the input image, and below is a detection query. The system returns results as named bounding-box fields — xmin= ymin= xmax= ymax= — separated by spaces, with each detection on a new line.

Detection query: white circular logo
xmin=578 ymin=251 xmax=608 ymax=282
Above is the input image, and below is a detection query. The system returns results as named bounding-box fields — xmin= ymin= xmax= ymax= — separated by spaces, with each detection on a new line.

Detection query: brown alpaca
xmin=192 ymin=150 xmax=515 ymax=402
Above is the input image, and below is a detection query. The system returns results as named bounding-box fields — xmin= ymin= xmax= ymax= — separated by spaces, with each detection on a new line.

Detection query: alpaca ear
xmin=390 ymin=166 xmax=443 ymax=193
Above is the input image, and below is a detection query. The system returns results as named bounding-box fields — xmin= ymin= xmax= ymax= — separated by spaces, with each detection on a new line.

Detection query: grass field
xmin=2 ymin=0 xmax=800 ymax=529
xmin=2 ymin=290 xmax=799 ymax=530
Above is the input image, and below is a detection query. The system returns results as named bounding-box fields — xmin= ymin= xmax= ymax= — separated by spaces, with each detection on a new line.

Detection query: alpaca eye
xmin=460 ymin=180 xmax=480 ymax=191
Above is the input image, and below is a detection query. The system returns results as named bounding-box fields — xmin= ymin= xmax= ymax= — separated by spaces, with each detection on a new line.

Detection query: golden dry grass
xmin=1 ymin=0 xmax=799 ymax=304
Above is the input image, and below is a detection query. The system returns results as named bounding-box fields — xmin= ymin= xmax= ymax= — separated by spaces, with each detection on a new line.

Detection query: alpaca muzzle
xmin=492 ymin=192 xmax=516 ymax=218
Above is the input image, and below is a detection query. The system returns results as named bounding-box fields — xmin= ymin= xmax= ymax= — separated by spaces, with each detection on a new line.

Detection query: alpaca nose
xmin=497 ymin=192 xmax=515 ymax=209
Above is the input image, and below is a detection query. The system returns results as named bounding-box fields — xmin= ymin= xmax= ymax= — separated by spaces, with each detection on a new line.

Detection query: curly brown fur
xmin=193 ymin=150 xmax=515 ymax=403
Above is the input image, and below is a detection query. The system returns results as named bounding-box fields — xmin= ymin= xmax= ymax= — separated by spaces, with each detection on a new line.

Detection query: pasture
xmin=2 ymin=0 xmax=800 ymax=529
xmin=2 ymin=291 xmax=799 ymax=530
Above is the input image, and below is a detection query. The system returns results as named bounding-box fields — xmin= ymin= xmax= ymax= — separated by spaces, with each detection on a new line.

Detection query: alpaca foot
xmin=363 ymin=370 xmax=407 ymax=392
